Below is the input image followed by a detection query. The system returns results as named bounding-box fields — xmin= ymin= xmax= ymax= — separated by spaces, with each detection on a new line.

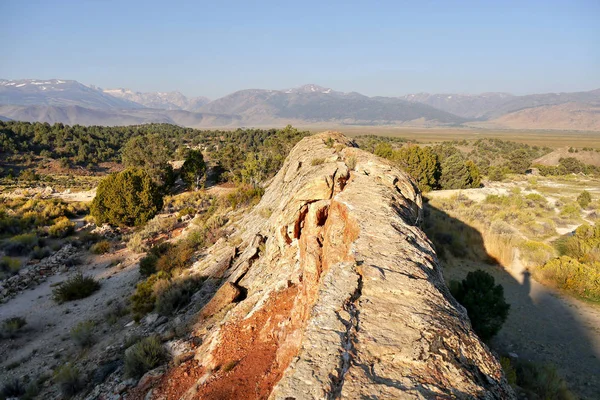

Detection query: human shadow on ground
xmin=422 ymin=202 xmax=600 ymax=399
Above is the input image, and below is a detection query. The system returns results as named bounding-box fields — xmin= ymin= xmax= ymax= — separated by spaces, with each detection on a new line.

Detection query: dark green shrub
xmin=70 ymin=320 xmax=95 ymax=348
xmin=393 ymin=145 xmax=440 ymax=192
xmin=53 ymin=273 xmax=101 ymax=303
xmin=90 ymin=240 xmax=110 ymax=254
xmin=124 ymin=336 xmax=166 ymax=378
xmin=181 ymin=149 xmax=206 ymax=190
xmin=139 ymin=253 xmax=158 ymax=277
xmin=90 ymin=168 xmax=163 ymax=227
xmin=450 ymin=270 xmax=510 ymax=341
xmin=54 ymin=363 xmax=83 ymax=398
xmin=1 ymin=316 xmax=27 ymax=338
xmin=577 ymin=190 xmax=592 ymax=208
xmin=1 ymin=378 xmax=25 ymax=398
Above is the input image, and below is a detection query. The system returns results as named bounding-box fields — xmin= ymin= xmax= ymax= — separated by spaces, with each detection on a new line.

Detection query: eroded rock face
xmin=148 ymin=132 xmax=515 ymax=399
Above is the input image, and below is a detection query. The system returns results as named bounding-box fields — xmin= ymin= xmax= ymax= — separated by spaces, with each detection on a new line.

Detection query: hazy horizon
xmin=1 ymin=0 xmax=599 ymax=98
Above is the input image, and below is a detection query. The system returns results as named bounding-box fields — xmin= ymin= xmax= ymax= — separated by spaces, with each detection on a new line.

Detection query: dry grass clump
xmin=311 ymin=158 xmax=325 ymax=166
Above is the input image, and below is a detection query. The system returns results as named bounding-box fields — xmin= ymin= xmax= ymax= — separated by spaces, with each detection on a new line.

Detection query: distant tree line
xmin=369 ymin=141 xmax=481 ymax=191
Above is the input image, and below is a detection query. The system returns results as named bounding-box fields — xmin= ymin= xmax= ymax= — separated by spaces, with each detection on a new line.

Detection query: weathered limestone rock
xmin=151 ymin=132 xmax=515 ymax=399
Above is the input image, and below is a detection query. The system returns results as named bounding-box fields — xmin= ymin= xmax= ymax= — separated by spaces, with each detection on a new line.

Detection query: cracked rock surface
xmin=147 ymin=132 xmax=514 ymax=400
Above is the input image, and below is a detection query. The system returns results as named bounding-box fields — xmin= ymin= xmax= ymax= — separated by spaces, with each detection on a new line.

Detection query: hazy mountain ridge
xmin=0 ymin=79 xmax=144 ymax=110
xmin=401 ymin=92 xmax=515 ymax=119
xmin=0 ymin=104 xmax=240 ymax=127
xmin=402 ymin=88 xmax=600 ymax=120
xmin=103 ymin=88 xmax=210 ymax=111
xmin=1 ymin=78 xmax=599 ymax=130
xmin=199 ymin=85 xmax=466 ymax=124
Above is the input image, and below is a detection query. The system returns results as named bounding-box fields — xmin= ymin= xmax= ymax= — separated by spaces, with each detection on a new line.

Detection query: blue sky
xmin=1 ymin=0 xmax=598 ymax=98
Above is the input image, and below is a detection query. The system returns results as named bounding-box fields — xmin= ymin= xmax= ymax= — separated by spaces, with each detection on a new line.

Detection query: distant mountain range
xmin=0 ymin=79 xmax=599 ymax=130
xmin=103 ymin=88 xmax=210 ymax=111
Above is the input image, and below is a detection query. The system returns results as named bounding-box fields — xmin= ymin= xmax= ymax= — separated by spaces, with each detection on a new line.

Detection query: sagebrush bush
xmin=0 ymin=256 xmax=21 ymax=280
xmin=1 ymin=316 xmax=27 ymax=338
xmin=516 ymin=361 xmax=576 ymax=400
xmin=124 ymin=336 xmax=166 ymax=378
xmin=54 ymin=363 xmax=84 ymax=398
xmin=31 ymin=245 xmax=52 ymax=260
xmin=5 ymin=233 xmax=39 ymax=256
xmin=48 ymin=216 xmax=76 ymax=238
xmin=577 ymin=190 xmax=592 ymax=208
xmin=533 ymin=256 xmax=600 ymax=302
xmin=450 ymin=270 xmax=510 ymax=341
xmin=311 ymin=158 xmax=325 ymax=166
xmin=155 ymin=276 xmax=205 ymax=316
xmin=53 ymin=273 xmax=101 ymax=303
xmin=70 ymin=320 xmax=96 ymax=348
xmin=90 ymin=240 xmax=110 ymax=254
xmin=155 ymin=241 xmax=195 ymax=274
xmin=520 ymin=241 xmax=556 ymax=267
xmin=130 ymin=272 xmax=169 ymax=316
xmin=104 ymin=301 xmax=129 ymax=325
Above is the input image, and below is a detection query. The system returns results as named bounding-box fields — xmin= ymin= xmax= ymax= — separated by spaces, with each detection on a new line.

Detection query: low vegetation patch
xmin=53 ymin=273 xmax=101 ymax=303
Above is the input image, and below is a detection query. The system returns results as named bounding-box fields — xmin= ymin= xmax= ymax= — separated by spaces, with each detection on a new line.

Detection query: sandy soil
xmin=0 ymin=246 xmax=142 ymax=387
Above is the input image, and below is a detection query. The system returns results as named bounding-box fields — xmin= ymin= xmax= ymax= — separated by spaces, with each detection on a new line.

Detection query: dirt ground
xmin=0 ymin=246 xmax=142 ymax=392
xmin=432 ymin=177 xmax=600 ymax=399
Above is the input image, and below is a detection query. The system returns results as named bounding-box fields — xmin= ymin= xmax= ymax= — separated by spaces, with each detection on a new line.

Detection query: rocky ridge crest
xmin=143 ymin=132 xmax=514 ymax=399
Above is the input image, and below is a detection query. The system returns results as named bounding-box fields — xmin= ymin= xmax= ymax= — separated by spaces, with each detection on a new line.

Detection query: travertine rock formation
xmin=147 ymin=132 xmax=515 ymax=399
